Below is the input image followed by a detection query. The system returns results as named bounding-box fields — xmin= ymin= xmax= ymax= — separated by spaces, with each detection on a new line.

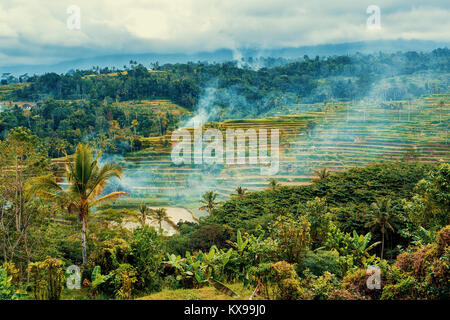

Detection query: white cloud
xmin=0 ymin=0 xmax=448 ymax=66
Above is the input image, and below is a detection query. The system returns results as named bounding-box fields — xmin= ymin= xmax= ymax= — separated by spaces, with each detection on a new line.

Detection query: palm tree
xmin=151 ymin=208 xmax=169 ymax=233
xmin=365 ymin=197 xmax=396 ymax=260
xmin=268 ymin=178 xmax=279 ymax=190
xmin=313 ymin=167 xmax=331 ymax=181
xmin=32 ymin=143 xmax=128 ymax=265
xmin=131 ymin=119 xmax=139 ymax=136
xmin=438 ymin=99 xmax=444 ymax=124
xmin=199 ymin=191 xmax=219 ymax=214
xmin=109 ymin=120 xmax=120 ymax=139
xmin=233 ymin=186 xmax=248 ymax=199
xmin=138 ymin=202 xmax=149 ymax=227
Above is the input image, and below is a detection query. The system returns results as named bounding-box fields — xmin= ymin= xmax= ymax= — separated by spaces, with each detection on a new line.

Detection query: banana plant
xmin=166 ymin=253 xmax=183 ymax=270
xmin=227 ymin=230 xmax=249 ymax=255
xmin=90 ymin=266 xmax=112 ymax=296
xmin=165 ymin=253 xmax=188 ymax=279
xmin=202 ymin=246 xmax=233 ymax=280
xmin=166 ymin=248 xmax=237 ymax=293
xmin=411 ymin=226 xmax=436 ymax=246
xmin=349 ymin=231 xmax=380 ymax=266
xmin=165 ymin=252 xmax=209 ymax=288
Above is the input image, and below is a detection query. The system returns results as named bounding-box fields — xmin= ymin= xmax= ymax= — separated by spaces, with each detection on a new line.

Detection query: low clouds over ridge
xmin=0 ymin=0 xmax=449 ymax=67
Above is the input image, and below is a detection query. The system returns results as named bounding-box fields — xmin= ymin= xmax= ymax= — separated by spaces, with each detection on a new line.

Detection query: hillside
xmin=102 ymin=94 xmax=449 ymax=214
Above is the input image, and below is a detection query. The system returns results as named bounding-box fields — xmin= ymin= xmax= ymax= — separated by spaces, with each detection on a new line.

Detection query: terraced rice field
xmin=113 ymin=99 xmax=190 ymax=119
xmin=98 ymin=112 xmax=323 ymax=216
xmin=0 ymin=83 xmax=28 ymax=101
xmin=53 ymin=94 xmax=449 ymax=216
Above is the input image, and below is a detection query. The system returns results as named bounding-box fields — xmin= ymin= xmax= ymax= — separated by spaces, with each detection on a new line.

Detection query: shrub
xmin=225 ymin=229 xmax=279 ymax=283
xmin=436 ymin=225 xmax=450 ymax=253
xmin=301 ymin=271 xmax=340 ymax=300
xmin=270 ymin=261 xmax=306 ymax=300
xmin=113 ymin=264 xmax=139 ymax=300
xmin=389 ymin=225 xmax=449 ymax=299
xmin=271 ymin=216 xmax=311 ymax=263
xmin=89 ymin=266 xmax=112 ymax=298
xmin=130 ymin=226 xmax=164 ymax=292
xmin=188 ymin=223 xmax=231 ymax=251
xmin=1 ymin=262 xmax=20 ymax=285
xmin=302 ymin=197 xmax=332 ymax=248
xmin=381 ymin=268 xmax=424 ymax=300
xmin=103 ymin=264 xmax=139 ymax=300
xmin=296 ymin=250 xmax=348 ymax=278
xmin=342 ymin=267 xmax=383 ymax=300
xmin=0 ymin=267 xmax=26 ymax=300
xmin=90 ymin=238 xmax=132 ymax=274
xmin=28 ymin=258 xmax=65 ymax=300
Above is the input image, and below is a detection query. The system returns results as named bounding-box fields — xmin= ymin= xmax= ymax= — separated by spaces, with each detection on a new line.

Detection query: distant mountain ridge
xmin=2 ymin=39 xmax=449 ymax=76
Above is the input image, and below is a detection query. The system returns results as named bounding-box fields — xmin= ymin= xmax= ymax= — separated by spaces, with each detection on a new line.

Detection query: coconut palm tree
xmin=151 ymin=208 xmax=169 ymax=233
xmin=138 ymin=202 xmax=149 ymax=227
xmin=32 ymin=143 xmax=128 ymax=265
xmin=439 ymin=99 xmax=444 ymax=124
xmin=199 ymin=191 xmax=219 ymax=214
xmin=233 ymin=186 xmax=248 ymax=199
xmin=131 ymin=119 xmax=139 ymax=136
xmin=268 ymin=178 xmax=279 ymax=190
xmin=365 ymin=197 xmax=396 ymax=260
xmin=313 ymin=167 xmax=331 ymax=181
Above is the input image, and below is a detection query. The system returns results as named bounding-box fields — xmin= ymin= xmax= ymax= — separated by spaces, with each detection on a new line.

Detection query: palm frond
xmin=91 ymin=191 xmax=128 ymax=206
xmin=28 ymin=175 xmax=71 ymax=205
xmin=86 ymin=162 xmax=123 ymax=199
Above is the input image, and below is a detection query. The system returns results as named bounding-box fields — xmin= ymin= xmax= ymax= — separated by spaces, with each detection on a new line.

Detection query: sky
xmin=0 ymin=0 xmax=449 ymax=67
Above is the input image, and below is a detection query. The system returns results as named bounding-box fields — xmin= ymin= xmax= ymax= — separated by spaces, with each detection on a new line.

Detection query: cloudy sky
xmin=0 ymin=0 xmax=449 ymax=67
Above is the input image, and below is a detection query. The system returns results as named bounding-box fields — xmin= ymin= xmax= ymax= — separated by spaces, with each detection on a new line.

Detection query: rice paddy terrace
xmin=112 ymin=99 xmax=189 ymax=118
xmin=0 ymin=83 xmax=28 ymax=101
xmin=101 ymin=112 xmax=324 ymax=216
xmin=53 ymin=94 xmax=449 ymax=217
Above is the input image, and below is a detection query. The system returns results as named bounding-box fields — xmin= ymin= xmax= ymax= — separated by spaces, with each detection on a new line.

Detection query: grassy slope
xmin=60 ymin=283 xmax=255 ymax=300
xmin=138 ymin=283 xmax=255 ymax=300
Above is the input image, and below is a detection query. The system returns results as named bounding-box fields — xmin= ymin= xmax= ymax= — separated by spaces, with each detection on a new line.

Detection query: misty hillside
xmin=2 ymin=48 xmax=449 ymax=125
xmin=2 ymin=39 xmax=449 ymax=76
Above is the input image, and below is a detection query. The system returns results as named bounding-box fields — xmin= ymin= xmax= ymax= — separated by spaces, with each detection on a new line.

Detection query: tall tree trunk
xmin=24 ymin=232 xmax=31 ymax=284
xmin=381 ymin=232 xmax=385 ymax=260
xmin=81 ymin=216 xmax=88 ymax=265
xmin=1 ymin=231 xmax=7 ymax=262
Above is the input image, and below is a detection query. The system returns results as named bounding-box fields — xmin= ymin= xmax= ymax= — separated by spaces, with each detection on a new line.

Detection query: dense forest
xmin=7 ymin=49 xmax=450 ymax=106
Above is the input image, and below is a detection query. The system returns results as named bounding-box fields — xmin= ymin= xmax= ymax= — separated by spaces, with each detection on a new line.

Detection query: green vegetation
xmin=0 ymin=97 xmax=190 ymax=156
xmin=0 ymin=51 xmax=448 ymax=300
xmin=1 ymin=131 xmax=447 ymax=300
xmin=32 ymin=143 xmax=128 ymax=264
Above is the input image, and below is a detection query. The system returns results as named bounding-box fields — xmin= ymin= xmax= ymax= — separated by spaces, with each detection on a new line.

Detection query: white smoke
xmin=181 ymin=86 xmax=219 ymax=129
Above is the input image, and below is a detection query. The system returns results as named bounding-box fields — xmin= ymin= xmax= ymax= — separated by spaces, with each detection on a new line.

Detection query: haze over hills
xmin=2 ymin=39 xmax=449 ymax=76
